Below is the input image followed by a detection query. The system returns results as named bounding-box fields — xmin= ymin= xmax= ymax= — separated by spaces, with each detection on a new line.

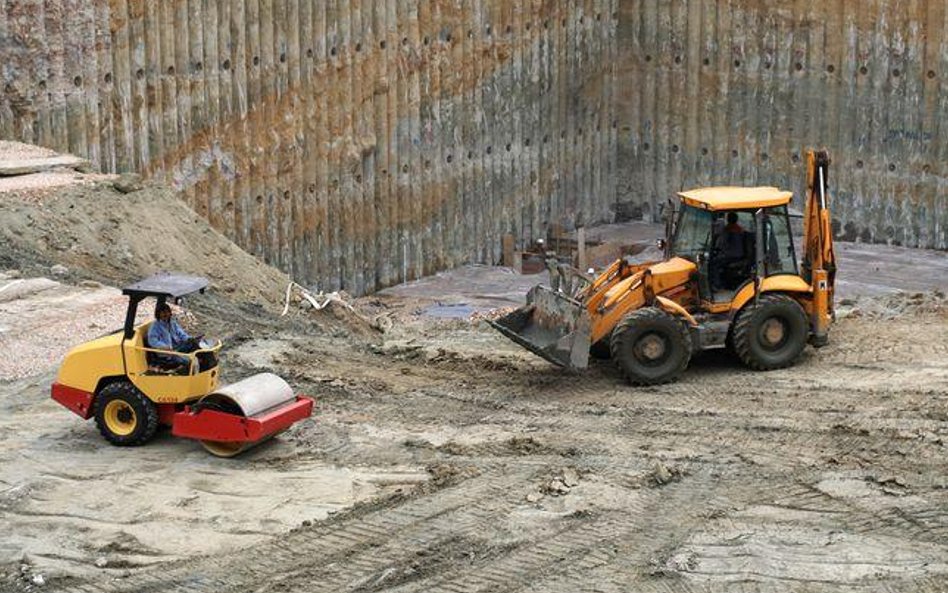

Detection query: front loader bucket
xmin=488 ymin=285 xmax=592 ymax=369
xmin=172 ymin=373 xmax=314 ymax=457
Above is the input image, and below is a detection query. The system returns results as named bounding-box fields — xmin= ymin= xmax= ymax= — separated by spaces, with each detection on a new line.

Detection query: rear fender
xmin=51 ymin=375 xmax=130 ymax=420
xmin=51 ymin=383 xmax=95 ymax=419
xmin=730 ymin=275 xmax=812 ymax=315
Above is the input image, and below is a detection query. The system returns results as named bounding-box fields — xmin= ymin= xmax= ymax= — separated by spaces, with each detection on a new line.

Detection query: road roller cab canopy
xmin=121 ymin=273 xmax=209 ymax=339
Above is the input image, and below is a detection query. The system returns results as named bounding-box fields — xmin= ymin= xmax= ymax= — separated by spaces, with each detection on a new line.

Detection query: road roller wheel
xmin=93 ymin=381 xmax=159 ymax=447
xmin=192 ymin=373 xmax=297 ymax=457
xmin=200 ymin=440 xmax=252 ymax=458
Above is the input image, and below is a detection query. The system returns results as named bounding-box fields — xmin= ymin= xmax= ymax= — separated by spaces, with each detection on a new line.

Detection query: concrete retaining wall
xmin=0 ymin=0 xmax=618 ymax=294
xmin=617 ymin=0 xmax=947 ymax=250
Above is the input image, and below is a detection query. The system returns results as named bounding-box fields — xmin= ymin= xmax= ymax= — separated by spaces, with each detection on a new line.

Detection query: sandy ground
xmin=1 ymin=166 xmax=947 ymax=592
xmin=1 ymin=260 xmax=946 ymax=592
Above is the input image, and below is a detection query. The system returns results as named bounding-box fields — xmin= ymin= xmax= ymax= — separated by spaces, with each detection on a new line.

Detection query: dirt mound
xmin=838 ymin=290 xmax=948 ymax=320
xmin=0 ymin=178 xmax=289 ymax=306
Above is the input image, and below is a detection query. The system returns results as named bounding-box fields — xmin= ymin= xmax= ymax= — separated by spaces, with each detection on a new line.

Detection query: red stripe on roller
xmin=171 ymin=396 xmax=314 ymax=443
xmin=51 ymin=382 xmax=94 ymax=419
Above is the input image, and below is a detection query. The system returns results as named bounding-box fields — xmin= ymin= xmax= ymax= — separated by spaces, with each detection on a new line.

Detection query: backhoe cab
xmin=491 ymin=149 xmax=836 ymax=385
xmin=51 ymin=273 xmax=314 ymax=456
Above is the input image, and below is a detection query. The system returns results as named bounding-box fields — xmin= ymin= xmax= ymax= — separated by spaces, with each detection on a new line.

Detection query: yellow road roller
xmin=50 ymin=273 xmax=313 ymax=457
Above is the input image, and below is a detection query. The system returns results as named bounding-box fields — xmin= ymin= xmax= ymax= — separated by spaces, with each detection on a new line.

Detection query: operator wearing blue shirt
xmin=148 ymin=302 xmax=198 ymax=370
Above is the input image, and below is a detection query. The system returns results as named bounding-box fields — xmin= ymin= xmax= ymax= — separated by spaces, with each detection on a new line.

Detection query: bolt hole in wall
xmin=617 ymin=0 xmax=945 ymax=249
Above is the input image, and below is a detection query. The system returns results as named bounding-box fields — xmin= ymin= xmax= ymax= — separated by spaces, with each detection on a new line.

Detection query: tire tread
xmin=733 ymin=293 xmax=808 ymax=371
xmin=610 ymin=307 xmax=692 ymax=386
xmin=93 ymin=381 xmax=159 ymax=446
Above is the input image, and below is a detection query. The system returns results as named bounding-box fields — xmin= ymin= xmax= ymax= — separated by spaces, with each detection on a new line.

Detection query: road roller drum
xmin=190 ymin=373 xmax=302 ymax=457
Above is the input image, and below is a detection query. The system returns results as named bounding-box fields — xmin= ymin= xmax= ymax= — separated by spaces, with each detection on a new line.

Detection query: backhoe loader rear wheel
xmin=93 ymin=381 xmax=159 ymax=447
xmin=732 ymin=293 xmax=808 ymax=371
xmin=610 ymin=307 xmax=692 ymax=386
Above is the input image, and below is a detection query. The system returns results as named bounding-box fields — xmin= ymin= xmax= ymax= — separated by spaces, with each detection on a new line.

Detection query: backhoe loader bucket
xmin=488 ymin=285 xmax=592 ymax=369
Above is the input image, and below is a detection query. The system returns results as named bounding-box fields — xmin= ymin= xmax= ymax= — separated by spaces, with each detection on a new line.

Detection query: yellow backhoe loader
xmin=491 ymin=149 xmax=836 ymax=384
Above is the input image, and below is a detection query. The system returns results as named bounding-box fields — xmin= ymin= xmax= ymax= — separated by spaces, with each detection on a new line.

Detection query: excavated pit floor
xmin=1 ymin=210 xmax=947 ymax=591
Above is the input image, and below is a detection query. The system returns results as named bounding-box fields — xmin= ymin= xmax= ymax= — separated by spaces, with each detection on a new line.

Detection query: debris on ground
xmin=649 ymin=550 xmax=699 ymax=576
xmin=281 ymin=281 xmax=382 ymax=340
xmin=281 ymin=282 xmax=355 ymax=315
xmin=648 ymin=462 xmax=684 ymax=487
xmin=837 ymin=290 xmax=947 ymax=320
xmin=543 ymin=467 xmax=582 ymax=496
xmin=112 ymin=173 xmax=145 ymax=194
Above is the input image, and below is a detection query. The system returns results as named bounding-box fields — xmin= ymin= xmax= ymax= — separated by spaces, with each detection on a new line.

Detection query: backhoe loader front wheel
xmin=732 ymin=293 xmax=808 ymax=371
xmin=590 ymin=339 xmax=612 ymax=360
xmin=93 ymin=381 xmax=159 ymax=447
xmin=610 ymin=308 xmax=692 ymax=386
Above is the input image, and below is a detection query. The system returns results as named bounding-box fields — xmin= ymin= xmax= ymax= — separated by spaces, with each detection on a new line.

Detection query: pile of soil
xmin=839 ymin=290 xmax=948 ymax=320
xmin=0 ymin=178 xmax=289 ymax=307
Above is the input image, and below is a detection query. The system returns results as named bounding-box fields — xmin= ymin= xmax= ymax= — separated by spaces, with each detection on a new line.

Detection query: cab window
xmin=762 ymin=206 xmax=797 ymax=275
xmin=671 ymin=205 xmax=714 ymax=261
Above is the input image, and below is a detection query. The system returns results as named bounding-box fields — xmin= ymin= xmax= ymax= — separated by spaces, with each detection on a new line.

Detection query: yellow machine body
xmin=54 ymin=321 xmax=221 ymax=406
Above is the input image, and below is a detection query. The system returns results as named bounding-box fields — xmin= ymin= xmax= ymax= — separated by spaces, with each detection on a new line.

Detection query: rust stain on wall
xmin=618 ymin=0 xmax=946 ymax=250
xmin=0 ymin=0 xmax=618 ymax=295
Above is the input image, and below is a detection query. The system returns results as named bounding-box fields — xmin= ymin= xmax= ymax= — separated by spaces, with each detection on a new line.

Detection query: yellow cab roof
xmin=677 ymin=187 xmax=793 ymax=211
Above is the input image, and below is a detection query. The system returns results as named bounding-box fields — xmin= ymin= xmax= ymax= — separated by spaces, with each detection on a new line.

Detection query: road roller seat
xmin=115 ymin=275 xmax=223 ymax=401
xmin=138 ymin=322 xmax=179 ymax=374
xmin=127 ymin=321 xmax=170 ymax=375
xmin=139 ymin=322 xmax=156 ymax=365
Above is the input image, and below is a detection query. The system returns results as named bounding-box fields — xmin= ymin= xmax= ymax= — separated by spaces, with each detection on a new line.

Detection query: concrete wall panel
xmin=618 ymin=0 xmax=947 ymax=250
xmin=0 ymin=0 xmax=618 ymax=294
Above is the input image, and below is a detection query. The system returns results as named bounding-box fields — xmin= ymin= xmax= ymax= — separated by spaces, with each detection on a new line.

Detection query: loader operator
xmin=711 ymin=212 xmax=749 ymax=291
xmin=148 ymin=302 xmax=204 ymax=372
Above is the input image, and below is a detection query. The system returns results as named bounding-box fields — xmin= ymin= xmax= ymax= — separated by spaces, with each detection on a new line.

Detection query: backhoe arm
xmin=802 ymin=149 xmax=836 ymax=346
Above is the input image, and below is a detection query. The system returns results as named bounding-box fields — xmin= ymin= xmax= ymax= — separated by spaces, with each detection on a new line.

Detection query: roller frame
xmin=171 ymin=396 xmax=314 ymax=444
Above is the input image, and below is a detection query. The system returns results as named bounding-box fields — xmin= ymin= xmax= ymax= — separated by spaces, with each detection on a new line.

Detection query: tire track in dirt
xmin=58 ymin=465 xmax=540 ymax=593
xmin=16 ymin=305 xmax=944 ymax=592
